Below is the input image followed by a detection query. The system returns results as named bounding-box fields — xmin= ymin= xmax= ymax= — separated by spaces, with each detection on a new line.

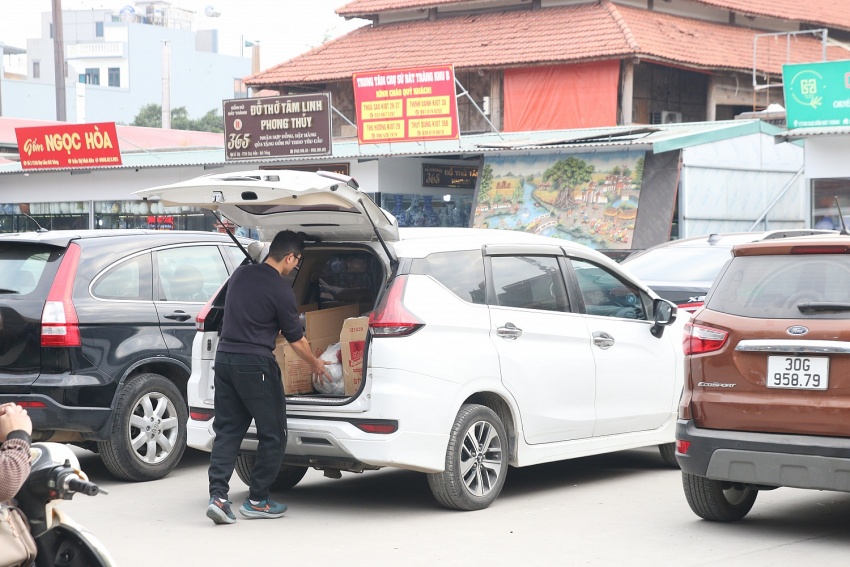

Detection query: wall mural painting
xmin=473 ymin=151 xmax=646 ymax=249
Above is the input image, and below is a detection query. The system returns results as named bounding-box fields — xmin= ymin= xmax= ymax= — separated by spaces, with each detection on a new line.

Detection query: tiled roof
xmin=693 ymin=0 xmax=850 ymax=31
xmin=248 ymin=2 xmax=848 ymax=87
xmin=615 ymin=3 xmax=847 ymax=74
xmin=338 ymin=0 xmax=493 ymax=17
xmin=337 ymin=0 xmax=850 ymax=30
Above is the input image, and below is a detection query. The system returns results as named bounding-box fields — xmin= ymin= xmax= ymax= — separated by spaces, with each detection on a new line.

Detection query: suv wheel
xmin=682 ymin=472 xmax=757 ymax=522
xmin=427 ymin=404 xmax=508 ymax=511
xmin=658 ymin=443 xmax=679 ymax=468
xmin=98 ymin=373 xmax=187 ymax=481
xmin=234 ymin=453 xmax=308 ymax=491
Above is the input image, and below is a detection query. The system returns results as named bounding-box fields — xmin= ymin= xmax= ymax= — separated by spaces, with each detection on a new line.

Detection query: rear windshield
xmin=624 ymin=246 xmax=732 ymax=285
xmin=0 ymin=243 xmax=62 ymax=296
xmin=707 ymin=254 xmax=850 ymax=319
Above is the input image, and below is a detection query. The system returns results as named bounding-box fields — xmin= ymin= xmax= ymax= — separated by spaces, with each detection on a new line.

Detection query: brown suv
xmin=676 ymin=235 xmax=850 ymax=521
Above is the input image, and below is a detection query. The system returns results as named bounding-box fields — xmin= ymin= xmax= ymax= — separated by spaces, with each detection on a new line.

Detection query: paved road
xmin=59 ymin=446 xmax=850 ymax=566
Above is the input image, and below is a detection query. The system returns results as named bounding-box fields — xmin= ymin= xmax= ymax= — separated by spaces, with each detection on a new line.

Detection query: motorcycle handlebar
xmin=67 ymin=476 xmax=101 ymax=496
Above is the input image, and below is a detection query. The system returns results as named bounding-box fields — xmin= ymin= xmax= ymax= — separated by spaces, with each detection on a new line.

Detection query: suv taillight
xmin=41 ymin=243 xmax=82 ymax=347
xmin=683 ymin=323 xmax=729 ymax=355
xmin=678 ymin=301 xmax=704 ymax=313
xmin=368 ymin=275 xmax=424 ymax=337
xmin=196 ymin=283 xmax=226 ymax=331
xmin=196 ymin=298 xmax=214 ymax=332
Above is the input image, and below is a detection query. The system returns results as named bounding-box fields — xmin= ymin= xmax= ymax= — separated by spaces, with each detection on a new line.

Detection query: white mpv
xmin=138 ymin=170 xmax=684 ymax=510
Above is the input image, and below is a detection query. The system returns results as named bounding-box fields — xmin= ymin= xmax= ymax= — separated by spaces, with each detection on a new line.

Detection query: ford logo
xmin=787 ymin=325 xmax=809 ymax=336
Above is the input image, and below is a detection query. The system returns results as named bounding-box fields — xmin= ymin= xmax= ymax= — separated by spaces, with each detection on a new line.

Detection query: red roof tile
xmin=338 ymin=0 xmax=850 ymax=30
xmin=250 ymin=2 xmax=847 ymax=87
xmin=338 ymin=0 xmax=483 ymax=17
xmin=615 ymin=3 xmax=847 ymax=74
xmin=693 ymin=0 xmax=850 ymax=31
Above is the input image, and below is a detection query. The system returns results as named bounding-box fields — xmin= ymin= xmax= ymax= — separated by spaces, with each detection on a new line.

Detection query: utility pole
xmin=52 ymin=0 xmax=67 ymax=121
xmin=161 ymin=41 xmax=171 ymax=129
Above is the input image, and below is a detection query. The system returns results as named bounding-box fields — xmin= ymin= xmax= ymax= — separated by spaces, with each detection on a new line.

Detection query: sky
xmin=0 ymin=0 xmax=367 ymax=70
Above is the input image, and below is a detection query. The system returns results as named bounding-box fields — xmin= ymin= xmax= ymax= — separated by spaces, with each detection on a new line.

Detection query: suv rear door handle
xmin=164 ymin=310 xmax=192 ymax=322
xmin=592 ymin=331 xmax=615 ymax=349
xmin=497 ymin=322 xmax=522 ymax=340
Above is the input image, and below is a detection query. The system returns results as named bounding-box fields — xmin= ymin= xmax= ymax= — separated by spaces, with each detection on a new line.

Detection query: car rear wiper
xmin=797 ymin=302 xmax=850 ymax=313
xmin=0 ymin=288 xmax=20 ymax=294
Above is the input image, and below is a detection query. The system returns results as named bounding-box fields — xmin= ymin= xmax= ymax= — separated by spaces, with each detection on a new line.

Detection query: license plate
xmin=767 ymin=356 xmax=829 ymax=390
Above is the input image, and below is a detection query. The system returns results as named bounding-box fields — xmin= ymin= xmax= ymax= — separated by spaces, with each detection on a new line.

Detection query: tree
xmin=130 ymin=104 xmax=224 ymax=132
xmin=477 ymin=164 xmax=493 ymax=204
xmin=633 ymin=157 xmax=645 ymax=185
xmin=543 ymin=156 xmax=595 ymax=209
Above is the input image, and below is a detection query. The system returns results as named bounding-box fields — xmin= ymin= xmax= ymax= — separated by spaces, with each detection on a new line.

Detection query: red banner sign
xmin=352 ymin=64 xmax=459 ymax=144
xmin=15 ymin=122 xmax=122 ymax=170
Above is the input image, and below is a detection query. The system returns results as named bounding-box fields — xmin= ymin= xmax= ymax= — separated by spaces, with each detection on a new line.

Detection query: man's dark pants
xmin=208 ymin=352 xmax=287 ymax=502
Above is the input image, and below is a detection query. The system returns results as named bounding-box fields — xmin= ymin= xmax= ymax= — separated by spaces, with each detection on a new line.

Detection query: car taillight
xmin=17 ymin=401 xmax=47 ymax=409
xmin=196 ymin=298 xmax=213 ymax=332
xmin=197 ymin=283 xmax=226 ymax=331
xmin=368 ymin=275 xmax=424 ymax=337
xmin=678 ymin=301 xmax=704 ymax=313
xmin=790 ymin=245 xmax=850 ymax=255
xmin=676 ymin=439 xmax=691 ymax=454
xmin=190 ymin=409 xmax=214 ymax=421
xmin=41 ymin=243 xmax=82 ymax=347
xmin=683 ymin=323 xmax=729 ymax=355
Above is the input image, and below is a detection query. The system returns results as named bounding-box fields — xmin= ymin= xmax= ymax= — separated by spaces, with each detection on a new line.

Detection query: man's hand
xmin=310 ymin=358 xmax=333 ymax=384
xmin=0 ymin=403 xmax=32 ymax=442
xmin=289 ymin=337 xmax=332 ymax=383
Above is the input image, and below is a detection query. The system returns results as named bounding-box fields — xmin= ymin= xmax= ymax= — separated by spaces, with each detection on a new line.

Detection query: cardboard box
xmin=302 ymin=304 xmax=360 ymax=340
xmin=273 ymin=304 xmax=360 ymax=395
xmin=340 ymin=316 xmax=369 ymax=396
xmin=274 ymin=335 xmax=337 ymax=395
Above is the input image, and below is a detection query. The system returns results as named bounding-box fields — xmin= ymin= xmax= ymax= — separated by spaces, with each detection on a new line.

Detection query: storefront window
xmin=380 ymin=193 xmax=472 ymax=228
xmin=0 ymin=202 xmax=89 ymax=232
xmin=812 ymin=179 xmax=850 ymax=230
xmin=0 ymin=201 xmax=221 ymax=233
xmin=93 ymin=201 xmax=212 ymax=230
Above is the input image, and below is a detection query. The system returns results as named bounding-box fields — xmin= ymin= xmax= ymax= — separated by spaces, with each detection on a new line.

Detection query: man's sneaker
xmin=206 ymin=497 xmax=236 ymax=525
xmin=239 ymin=498 xmax=288 ymax=519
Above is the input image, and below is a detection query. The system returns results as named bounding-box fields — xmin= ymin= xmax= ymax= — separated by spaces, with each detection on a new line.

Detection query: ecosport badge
xmin=787 ymin=326 xmax=809 ymax=336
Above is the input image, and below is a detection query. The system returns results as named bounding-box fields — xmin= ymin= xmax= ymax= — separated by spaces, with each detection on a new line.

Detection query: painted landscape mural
xmin=472 ymin=151 xmax=645 ymax=249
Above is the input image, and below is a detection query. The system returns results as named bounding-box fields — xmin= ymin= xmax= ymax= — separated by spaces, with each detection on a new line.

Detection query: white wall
xmin=680 ymin=133 xmax=806 ymax=236
xmin=805 ymin=136 xmax=850 ymax=179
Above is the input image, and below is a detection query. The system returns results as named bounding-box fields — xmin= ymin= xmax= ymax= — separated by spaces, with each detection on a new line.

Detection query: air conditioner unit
xmin=651 ymin=110 xmax=683 ymax=124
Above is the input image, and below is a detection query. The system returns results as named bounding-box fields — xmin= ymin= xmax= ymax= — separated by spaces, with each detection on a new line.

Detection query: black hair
xmin=267 ymin=230 xmax=306 ymax=262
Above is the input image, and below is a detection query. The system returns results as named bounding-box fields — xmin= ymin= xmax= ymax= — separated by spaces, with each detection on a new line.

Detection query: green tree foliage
xmin=478 ymin=164 xmax=493 ymax=204
xmin=543 ymin=156 xmax=595 ymax=208
xmin=131 ymin=104 xmax=224 ymax=132
xmin=633 ymin=157 xmax=645 ymax=185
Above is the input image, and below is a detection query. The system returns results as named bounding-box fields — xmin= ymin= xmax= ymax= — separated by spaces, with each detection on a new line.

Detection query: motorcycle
xmin=13 ymin=442 xmax=114 ymax=567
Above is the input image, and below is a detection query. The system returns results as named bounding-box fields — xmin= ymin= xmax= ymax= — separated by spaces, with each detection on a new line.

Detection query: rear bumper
xmin=0 ymin=393 xmax=111 ymax=437
xmin=188 ymin=414 xmax=448 ymax=473
xmin=676 ymin=419 xmax=850 ymax=492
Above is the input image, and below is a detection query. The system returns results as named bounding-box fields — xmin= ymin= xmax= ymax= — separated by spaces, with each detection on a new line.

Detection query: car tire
xmin=658 ymin=443 xmax=679 ymax=468
xmin=234 ymin=453 xmax=308 ymax=491
xmin=98 ymin=373 xmax=187 ymax=481
xmin=682 ymin=472 xmax=757 ymax=522
xmin=427 ymin=404 xmax=508 ymax=511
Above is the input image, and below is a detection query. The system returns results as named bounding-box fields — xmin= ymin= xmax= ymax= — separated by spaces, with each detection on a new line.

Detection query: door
xmin=486 ymin=248 xmax=596 ymax=444
xmin=154 ymin=245 xmax=232 ymax=363
xmin=568 ymin=258 xmax=677 ymax=437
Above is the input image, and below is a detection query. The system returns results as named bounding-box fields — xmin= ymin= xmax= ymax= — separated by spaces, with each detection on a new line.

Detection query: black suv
xmin=0 ymin=230 xmax=255 ymax=481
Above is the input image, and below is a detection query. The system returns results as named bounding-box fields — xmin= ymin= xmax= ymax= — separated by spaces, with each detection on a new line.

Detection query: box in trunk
xmin=340 ymin=316 xmax=369 ymax=396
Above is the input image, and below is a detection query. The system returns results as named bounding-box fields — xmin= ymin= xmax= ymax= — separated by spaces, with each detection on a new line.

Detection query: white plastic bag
xmin=313 ymin=343 xmax=344 ymax=395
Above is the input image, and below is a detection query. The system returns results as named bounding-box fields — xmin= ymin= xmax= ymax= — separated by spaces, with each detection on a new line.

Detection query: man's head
xmin=265 ymin=230 xmax=305 ymax=275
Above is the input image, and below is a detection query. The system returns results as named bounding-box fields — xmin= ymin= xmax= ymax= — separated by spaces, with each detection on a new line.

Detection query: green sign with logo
xmin=783 ymin=60 xmax=850 ymax=129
